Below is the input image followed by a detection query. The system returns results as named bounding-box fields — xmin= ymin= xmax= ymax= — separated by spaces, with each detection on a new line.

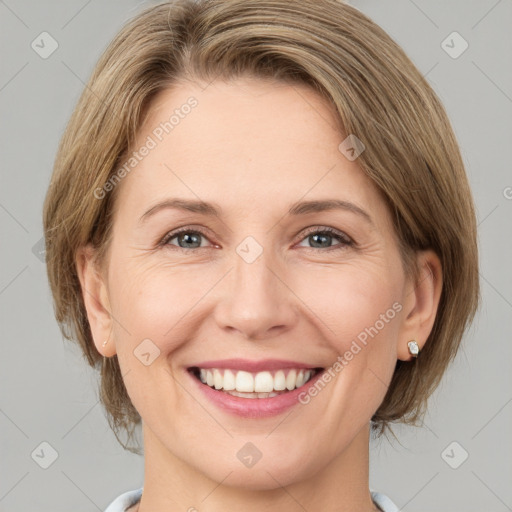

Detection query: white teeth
xmin=196 ymin=367 xmax=317 ymax=394
xmin=226 ymin=390 xmax=281 ymax=398
xmin=236 ymin=371 xmax=254 ymax=392
xmin=254 ymin=371 xmax=274 ymax=392
xmin=274 ymin=370 xmax=286 ymax=391
xmin=286 ymin=369 xmax=297 ymax=391
xmin=223 ymin=369 xmax=236 ymax=391
xmin=213 ymin=369 xmax=223 ymax=390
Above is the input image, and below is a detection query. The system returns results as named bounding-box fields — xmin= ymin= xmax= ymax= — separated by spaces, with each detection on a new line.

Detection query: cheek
xmin=108 ymin=256 xmax=218 ymax=350
xmin=332 ymin=266 xmax=403 ymax=405
xmin=293 ymin=260 xmax=402 ymax=346
xmin=295 ymin=260 xmax=403 ymax=411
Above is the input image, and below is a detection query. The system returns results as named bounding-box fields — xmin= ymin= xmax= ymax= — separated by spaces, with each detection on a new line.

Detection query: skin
xmin=77 ymin=77 xmax=443 ymax=512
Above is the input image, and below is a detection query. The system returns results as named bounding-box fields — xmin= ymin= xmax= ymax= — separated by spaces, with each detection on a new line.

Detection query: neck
xmin=137 ymin=422 xmax=379 ymax=512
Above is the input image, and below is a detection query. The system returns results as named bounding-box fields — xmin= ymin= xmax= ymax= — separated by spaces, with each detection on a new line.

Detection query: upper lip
xmin=188 ymin=358 xmax=323 ymax=373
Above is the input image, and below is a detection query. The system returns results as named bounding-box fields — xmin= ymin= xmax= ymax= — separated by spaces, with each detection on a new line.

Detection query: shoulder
xmin=104 ymin=488 xmax=143 ymax=512
xmin=370 ymin=490 xmax=399 ymax=512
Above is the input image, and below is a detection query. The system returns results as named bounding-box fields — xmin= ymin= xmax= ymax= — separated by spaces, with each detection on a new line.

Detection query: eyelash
xmin=159 ymin=226 xmax=355 ymax=253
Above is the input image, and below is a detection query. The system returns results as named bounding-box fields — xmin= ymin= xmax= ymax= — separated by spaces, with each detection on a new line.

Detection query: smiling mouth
xmin=188 ymin=367 xmax=324 ymax=398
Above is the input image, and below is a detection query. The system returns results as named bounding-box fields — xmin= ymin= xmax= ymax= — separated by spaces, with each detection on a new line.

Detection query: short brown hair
xmin=43 ymin=0 xmax=479 ymax=453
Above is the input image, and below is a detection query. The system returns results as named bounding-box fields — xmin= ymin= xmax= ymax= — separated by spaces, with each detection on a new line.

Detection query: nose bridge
xmin=234 ymin=239 xmax=277 ymax=295
xmin=213 ymin=236 xmax=296 ymax=339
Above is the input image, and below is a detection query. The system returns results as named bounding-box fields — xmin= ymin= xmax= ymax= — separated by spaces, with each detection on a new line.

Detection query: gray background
xmin=1 ymin=0 xmax=511 ymax=510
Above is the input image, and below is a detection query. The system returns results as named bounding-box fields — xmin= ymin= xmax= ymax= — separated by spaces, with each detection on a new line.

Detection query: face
xmin=85 ymin=77 xmax=423 ymax=489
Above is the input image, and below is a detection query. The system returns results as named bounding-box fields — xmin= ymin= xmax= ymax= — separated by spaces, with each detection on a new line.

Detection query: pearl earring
xmin=102 ymin=339 xmax=108 ymax=347
xmin=407 ymin=340 xmax=419 ymax=357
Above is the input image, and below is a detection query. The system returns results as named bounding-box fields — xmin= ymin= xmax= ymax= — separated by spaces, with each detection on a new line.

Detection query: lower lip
xmin=186 ymin=369 xmax=325 ymax=418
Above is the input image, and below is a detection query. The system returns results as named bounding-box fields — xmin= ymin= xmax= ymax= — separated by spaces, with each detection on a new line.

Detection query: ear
xmin=397 ymin=249 xmax=443 ymax=361
xmin=75 ymin=244 xmax=116 ymax=357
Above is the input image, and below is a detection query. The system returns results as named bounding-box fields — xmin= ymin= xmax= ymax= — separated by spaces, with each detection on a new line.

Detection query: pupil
xmin=311 ymin=233 xmax=330 ymax=248
xmin=180 ymin=233 xmax=200 ymax=248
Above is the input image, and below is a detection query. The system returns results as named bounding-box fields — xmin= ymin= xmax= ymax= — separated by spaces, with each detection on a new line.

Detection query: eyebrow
xmin=139 ymin=198 xmax=373 ymax=225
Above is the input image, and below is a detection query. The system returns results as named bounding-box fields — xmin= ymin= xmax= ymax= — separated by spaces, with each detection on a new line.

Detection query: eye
xmin=159 ymin=226 xmax=354 ymax=252
xmin=161 ymin=227 xmax=213 ymax=250
xmin=296 ymin=226 xmax=354 ymax=251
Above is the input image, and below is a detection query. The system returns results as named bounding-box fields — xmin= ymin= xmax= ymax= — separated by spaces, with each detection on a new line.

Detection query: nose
xmin=212 ymin=246 xmax=298 ymax=341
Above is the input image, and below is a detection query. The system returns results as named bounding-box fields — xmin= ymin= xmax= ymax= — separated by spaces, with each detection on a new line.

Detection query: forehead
xmin=115 ymin=77 xmax=387 ymax=223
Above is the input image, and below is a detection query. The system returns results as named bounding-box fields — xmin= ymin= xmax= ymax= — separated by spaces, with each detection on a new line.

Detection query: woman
xmin=43 ymin=1 xmax=479 ymax=511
